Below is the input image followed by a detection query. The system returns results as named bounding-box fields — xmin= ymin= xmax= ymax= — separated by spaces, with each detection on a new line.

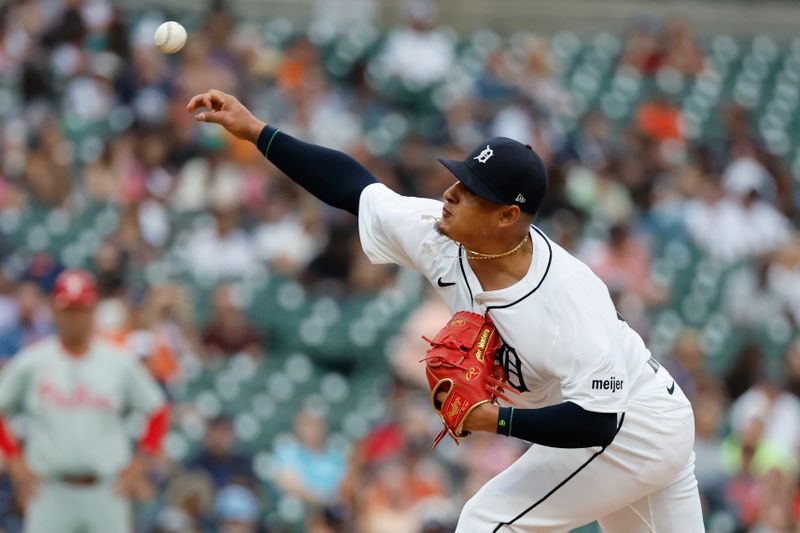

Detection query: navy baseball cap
xmin=437 ymin=137 xmax=548 ymax=215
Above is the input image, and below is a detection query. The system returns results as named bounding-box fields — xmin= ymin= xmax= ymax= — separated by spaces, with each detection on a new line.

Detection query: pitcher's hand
xmin=186 ymin=89 xmax=266 ymax=143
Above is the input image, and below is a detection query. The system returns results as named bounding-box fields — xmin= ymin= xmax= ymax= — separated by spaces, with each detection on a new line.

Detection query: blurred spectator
xmin=188 ymin=416 xmax=257 ymax=491
xmin=136 ymin=283 xmax=195 ymax=384
xmin=214 ymin=484 xmax=262 ymax=533
xmin=0 ymin=281 xmax=53 ymax=360
xmin=155 ymin=470 xmax=217 ymax=533
xmin=357 ymin=457 xmax=450 ymax=533
xmin=24 ymin=117 xmax=72 ymax=207
xmin=0 ymin=274 xmax=17 ymax=334
xmin=455 ymin=432 xmax=526 ymax=500
xmin=766 ymin=234 xmax=800 ymax=326
xmin=724 ymin=144 xmax=778 ymax=205
xmin=178 ymin=38 xmax=238 ymax=102
xmin=731 ymin=376 xmax=800 ymax=460
xmin=184 ymin=208 xmax=259 ymax=280
xmin=201 ymin=283 xmax=264 ymax=359
xmin=666 ymin=328 xmax=706 ymax=402
xmin=722 ymin=416 xmax=796 ymax=481
xmin=343 ymin=394 xmax=453 ymax=531
xmin=564 ymin=163 xmax=634 ymax=224
xmin=303 ymin=222 xmax=363 ymax=295
xmin=562 ymin=111 xmax=620 ymax=172
xmin=685 ymin=152 xmax=791 ymax=261
xmin=379 ymin=0 xmax=455 ymax=88
xmin=619 ymin=14 xmax=662 ymax=75
xmin=515 ymin=36 xmax=571 ymax=116
xmin=637 ymin=93 xmax=683 ymax=143
xmin=659 ymin=19 xmax=705 ymax=77
xmin=344 ymin=385 xmax=432 ymax=482
xmin=252 ymin=183 xmax=324 ymax=274
xmin=722 ymin=415 xmax=796 ymax=530
xmin=726 ymin=343 xmax=766 ymax=400
xmin=22 ymin=252 xmax=62 ymax=292
xmin=92 ymin=241 xmax=135 ymax=345
xmin=0 ymin=468 xmax=22 ymax=533
xmin=584 ymin=222 xmax=667 ymax=306
xmin=390 ymin=291 xmax=451 ymax=388
xmin=475 ymin=50 xmax=516 ymax=105
xmin=93 ymin=242 xmax=128 ymax=298
xmin=273 ymin=408 xmax=346 ymax=506
xmin=153 ymin=506 xmax=199 ymax=533
xmin=723 ymin=260 xmax=788 ymax=329
xmin=172 ymin=150 xmax=247 ymax=213
xmin=621 ymin=17 xmax=704 ymax=77
xmin=692 ymin=379 xmax=727 ymax=512
xmin=784 ymin=340 xmax=800 ymax=398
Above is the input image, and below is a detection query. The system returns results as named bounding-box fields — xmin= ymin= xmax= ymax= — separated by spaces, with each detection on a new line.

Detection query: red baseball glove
xmin=422 ymin=311 xmax=518 ymax=448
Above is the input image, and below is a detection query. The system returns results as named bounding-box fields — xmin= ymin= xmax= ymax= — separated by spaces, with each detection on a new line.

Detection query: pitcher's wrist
xmin=248 ymin=119 xmax=268 ymax=145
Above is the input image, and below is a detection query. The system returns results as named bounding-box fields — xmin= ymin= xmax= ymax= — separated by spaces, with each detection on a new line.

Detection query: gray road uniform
xmin=0 ymin=337 xmax=164 ymax=533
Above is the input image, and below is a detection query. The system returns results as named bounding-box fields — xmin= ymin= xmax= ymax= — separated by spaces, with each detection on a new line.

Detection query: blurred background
xmin=0 ymin=0 xmax=799 ymax=531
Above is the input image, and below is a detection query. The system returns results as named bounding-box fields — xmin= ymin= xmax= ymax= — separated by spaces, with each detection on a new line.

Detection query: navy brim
xmin=436 ymin=158 xmax=507 ymax=205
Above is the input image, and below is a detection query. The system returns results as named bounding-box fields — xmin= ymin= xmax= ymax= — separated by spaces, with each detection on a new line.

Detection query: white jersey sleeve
xmin=548 ymin=272 xmax=630 ymax=414
xmin=0 ymin=349 xmax=35 ymax=414
xmin=358 ymin=183 xmax=443 ymax=269
xmin=123 ymin=357 xmax=165 ymax=415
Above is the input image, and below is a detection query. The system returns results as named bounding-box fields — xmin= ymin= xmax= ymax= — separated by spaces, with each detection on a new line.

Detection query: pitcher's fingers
xmin=208 ymin=90 xmax=229 ymax=109
xmin=186 ymin=93 xmax=208 ymax=112
xmin=195 ymin=110 xmax=223 ymax=123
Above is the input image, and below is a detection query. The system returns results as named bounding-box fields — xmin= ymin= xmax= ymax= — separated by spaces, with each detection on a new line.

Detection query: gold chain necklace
xmin=420 ymin=215 xmax=531 ymax=261
xmin=464 ymin=233 xmax=530 ymax=260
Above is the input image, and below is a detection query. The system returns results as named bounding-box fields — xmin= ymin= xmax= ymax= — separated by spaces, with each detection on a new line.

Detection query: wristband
xmin=497 ymin=406 xmax=514 ymax=437
xmin=256 ymin=126 xmax=281 ymax=157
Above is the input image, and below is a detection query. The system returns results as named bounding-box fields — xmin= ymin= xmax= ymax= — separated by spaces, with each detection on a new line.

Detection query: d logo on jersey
xmin=499 ymin=344 xmax=529 ymax=393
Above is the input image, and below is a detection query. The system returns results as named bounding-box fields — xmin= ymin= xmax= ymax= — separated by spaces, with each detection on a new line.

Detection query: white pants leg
xmin=598 ymin=453 xmax=703 ymax=533
xmin=455 ymin=367 xmax=704 ymax=533
xmin=25 ymin=480 xmax=131 ymax=533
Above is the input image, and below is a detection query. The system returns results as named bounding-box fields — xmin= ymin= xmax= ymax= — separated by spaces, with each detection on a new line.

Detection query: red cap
xmin=53 ymin=269 xmax=99 ymax=309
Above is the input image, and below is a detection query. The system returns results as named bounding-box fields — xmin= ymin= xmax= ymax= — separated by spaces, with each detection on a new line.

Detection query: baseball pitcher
xmin=187 ymin=89 xmax=704 ymax=532
xmin=0 ymin=270 xmax=170 ymax=533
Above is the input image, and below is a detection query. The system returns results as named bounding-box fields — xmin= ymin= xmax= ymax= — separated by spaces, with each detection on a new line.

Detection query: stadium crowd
xmin=0 ymin=0 xmax=799 ymax=531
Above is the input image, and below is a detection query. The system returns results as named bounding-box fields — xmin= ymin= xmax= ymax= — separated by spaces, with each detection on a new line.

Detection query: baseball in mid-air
xmin=153 ymin=21 xmax=187 ymax=54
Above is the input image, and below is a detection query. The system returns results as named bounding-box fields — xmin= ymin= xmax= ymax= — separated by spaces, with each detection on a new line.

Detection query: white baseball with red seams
xmin=153 ymin=21 xmax=187 ymax=54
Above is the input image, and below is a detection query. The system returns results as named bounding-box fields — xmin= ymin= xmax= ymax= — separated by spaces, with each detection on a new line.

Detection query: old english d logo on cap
xmin=437 ymin=137 xmax=548 ymax=215
xmin=474 ymin=145 xmax=494 ymax=163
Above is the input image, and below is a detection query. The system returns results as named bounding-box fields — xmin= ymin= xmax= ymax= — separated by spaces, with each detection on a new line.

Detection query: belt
xmin=60 ymin=474 xmax=99 ymax=486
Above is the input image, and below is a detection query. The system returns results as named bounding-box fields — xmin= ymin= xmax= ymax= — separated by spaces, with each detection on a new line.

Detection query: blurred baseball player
xmin=0 ymin=269 xmax=170 ymax=533
xmin=187 ymin=90 xmax=703 ymax=532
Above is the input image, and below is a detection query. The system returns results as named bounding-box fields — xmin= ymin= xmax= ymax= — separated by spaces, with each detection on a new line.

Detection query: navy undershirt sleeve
xmin=497 ymin=402 xmax=619 ymax=448
xmin=255 ymin=125 xmax=378 ymax=216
